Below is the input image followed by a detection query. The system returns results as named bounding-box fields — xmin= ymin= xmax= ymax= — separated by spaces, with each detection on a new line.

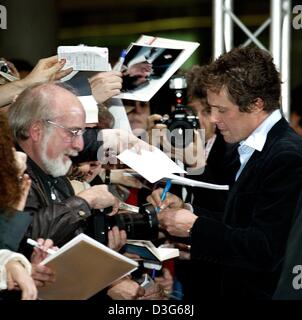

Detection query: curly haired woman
xmin=0 ymin=111 xmax=37 ymax=299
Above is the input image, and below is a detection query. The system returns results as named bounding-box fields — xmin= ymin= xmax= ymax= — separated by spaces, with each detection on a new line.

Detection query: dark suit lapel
xmin=224 ymin=117 xmax=289 ymax=219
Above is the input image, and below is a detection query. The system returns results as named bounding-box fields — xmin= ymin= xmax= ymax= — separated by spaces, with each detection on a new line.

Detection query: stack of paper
xmin=38 ymin=233 xmax=138 ymax=300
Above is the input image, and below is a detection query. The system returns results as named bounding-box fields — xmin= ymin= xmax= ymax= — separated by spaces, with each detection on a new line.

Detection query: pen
xmin=151 ymin=269 xmax=156 ymax=279
xmin=151 ymin=269 xmax=156 ymax=280
xmin=156 ymin=179 xmax=172 ymax=213
xmin=113 ymin=49 xmax=127 ymax=71
xmin=27 ymin=238 xmax=57 ymax=255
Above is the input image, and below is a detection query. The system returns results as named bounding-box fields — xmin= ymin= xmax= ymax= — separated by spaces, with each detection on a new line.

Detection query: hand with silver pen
xmin=29 ymin=238 xmax=58 ymax=288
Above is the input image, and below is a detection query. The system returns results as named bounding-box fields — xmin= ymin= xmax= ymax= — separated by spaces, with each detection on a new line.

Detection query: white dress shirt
xmin=235 ymin=109 xmax=282 ymax=181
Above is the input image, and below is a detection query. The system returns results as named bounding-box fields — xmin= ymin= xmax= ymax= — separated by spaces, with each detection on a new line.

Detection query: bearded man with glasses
xmin=8 ymin=83 xmax=123 ymax=249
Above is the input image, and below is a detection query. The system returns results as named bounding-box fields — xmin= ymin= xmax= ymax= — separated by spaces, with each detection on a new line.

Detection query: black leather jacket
xmin=23 ymin=158 xmax=92 ymax=247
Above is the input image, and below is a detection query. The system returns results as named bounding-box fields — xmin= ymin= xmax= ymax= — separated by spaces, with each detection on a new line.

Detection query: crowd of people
xmin=0 ymin=44 xmax=302 ymax=301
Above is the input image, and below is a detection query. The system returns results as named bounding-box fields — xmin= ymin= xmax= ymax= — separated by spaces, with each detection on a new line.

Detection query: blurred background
xmin=0 ymin=0 xmax=301 ymax=89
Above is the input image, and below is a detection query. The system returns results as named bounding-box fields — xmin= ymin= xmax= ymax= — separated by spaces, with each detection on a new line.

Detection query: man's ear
xmin=29 ymin=121 xmax=43 ymax=142
xmin=251 ymin=98 xmax=264 ymax=113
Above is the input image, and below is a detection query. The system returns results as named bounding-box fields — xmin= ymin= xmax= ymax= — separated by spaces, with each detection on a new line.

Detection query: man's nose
xmin=71 ymin=135 xmax=84 ymax=152
xmin=209 ymin=108 xmax=219 ymax=124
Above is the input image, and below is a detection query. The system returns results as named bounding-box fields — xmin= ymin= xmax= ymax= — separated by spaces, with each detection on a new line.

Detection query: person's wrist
xmin=187 ymin=216 xmax=198 ymax=238
xmin=77 ymin=193 xmax=94 ymax=209
xmin=12 ymin=79 xmax=27 ymax=94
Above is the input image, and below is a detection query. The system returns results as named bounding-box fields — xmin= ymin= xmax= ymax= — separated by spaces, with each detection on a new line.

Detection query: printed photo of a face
xmin=121 ymin=44 xmax=182 ymax=93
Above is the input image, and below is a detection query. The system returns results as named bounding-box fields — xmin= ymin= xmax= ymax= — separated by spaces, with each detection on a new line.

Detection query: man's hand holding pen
xmin=147 ymin=187 xmax=184 ymax=211
xmin=30 ymin=238 xmax=57 ymax=288
xmin=147 ymin=188 xmax=197 ymax=238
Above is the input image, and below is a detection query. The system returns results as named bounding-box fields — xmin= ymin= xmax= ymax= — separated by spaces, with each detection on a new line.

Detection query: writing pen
xmin=151 ymin=269 xmax=156 ymax=279
xmin=156 ymin=179 xmax=172 ymax=213
xmin=113 ymin=49 xmax=127 ymax=71
xmin=27 ymin=238 xmax=57 ymax=255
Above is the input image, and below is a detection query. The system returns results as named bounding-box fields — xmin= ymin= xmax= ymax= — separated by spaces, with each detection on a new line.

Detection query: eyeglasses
xmin=45 ymin=120 xmax=86 ymax=142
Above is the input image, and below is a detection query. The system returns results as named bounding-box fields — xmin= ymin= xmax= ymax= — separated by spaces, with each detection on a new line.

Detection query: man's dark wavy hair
xmin=202 ymin=46 xmax=281 ymax=113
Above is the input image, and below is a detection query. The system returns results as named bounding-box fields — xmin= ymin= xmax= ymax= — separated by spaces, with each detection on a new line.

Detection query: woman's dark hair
xmin=185 ymin=65 xmax=208 ymax=104
xmin=0 ymin=112 xmax=22 ymax=210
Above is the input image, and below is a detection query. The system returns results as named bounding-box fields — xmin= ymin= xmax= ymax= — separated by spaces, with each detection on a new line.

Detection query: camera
xmin=105 ymin=203 xmax=159 ymax=240
xmin=157 ymin=75 xmax=199 ymax=148
xmin=0 ymin=60 xmax=11 ymax=74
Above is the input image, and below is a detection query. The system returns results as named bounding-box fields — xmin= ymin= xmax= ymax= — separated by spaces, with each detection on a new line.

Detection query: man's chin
xmin=48 ymin=160 xmax=72 ymax=178
xmin=220 ymin=130 xmax=235 ymax=143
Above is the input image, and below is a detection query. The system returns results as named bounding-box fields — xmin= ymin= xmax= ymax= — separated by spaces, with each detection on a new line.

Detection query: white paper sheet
xmin=108 ymin=97 xmax=132 ymax=132
xmin=78 ymin=95 xmax=99 ymax=124
xmin=58 ymin=45 xmax=110 ymax=71
xmin=117 ymin=147 xmax=186 ymax=183
xmin=166 ymin=173 xmax=229 ymax=190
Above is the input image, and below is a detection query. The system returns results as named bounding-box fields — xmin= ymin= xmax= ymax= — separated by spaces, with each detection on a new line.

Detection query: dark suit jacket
xmin=190 ymin=118 xmax=302 ymax=298
xmin=273 ymin=193 xmax=302 ymax=299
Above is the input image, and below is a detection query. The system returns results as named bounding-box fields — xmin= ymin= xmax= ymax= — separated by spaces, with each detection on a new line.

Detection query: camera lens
xmin=105 ymin=203 xmax=158 ymax=240
xmin=0 ymin=64 xmax=8 ymax=73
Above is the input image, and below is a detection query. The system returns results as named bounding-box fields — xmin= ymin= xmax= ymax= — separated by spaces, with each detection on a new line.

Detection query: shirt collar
xmin=239 ymin=109 xmax=282 ymax=152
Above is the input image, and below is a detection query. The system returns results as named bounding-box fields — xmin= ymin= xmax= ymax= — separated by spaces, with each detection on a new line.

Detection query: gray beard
xmin=40 ymin=131 xmax=77 ymax=177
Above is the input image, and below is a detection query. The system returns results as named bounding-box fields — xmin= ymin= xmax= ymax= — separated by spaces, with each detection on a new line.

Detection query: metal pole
xmin=281 ymin=0 xmax=291 ymax=119
xmin=224 ymin=0 xmax=233 ymax=52
xmin=224 ymin=7 xmax=268 ymax=51
xmin=270 ymin=0 xmax=282 ymax=71
xmin=241 ymin=18 xmax=271 ymax=47
xmin=213 ymin=0 xmax=225 ymax=59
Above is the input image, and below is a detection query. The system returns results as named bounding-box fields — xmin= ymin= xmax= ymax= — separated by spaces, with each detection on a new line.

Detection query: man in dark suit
xmin=147 ymin=46 xmax=302 ymax=298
